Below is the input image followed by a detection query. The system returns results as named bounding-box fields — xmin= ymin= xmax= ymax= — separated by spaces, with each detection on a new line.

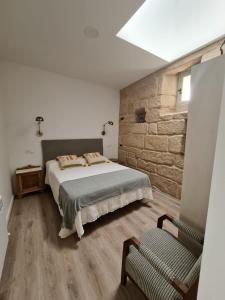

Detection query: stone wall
xmin=118 ymin=40 xmax=223 ymax=199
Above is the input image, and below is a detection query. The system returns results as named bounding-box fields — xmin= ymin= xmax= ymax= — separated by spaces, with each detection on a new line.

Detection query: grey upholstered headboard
xmin=41 ymin=139 xmax=103 ymax=166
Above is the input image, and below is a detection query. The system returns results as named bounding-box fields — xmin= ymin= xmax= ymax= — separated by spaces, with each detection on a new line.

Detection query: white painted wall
xmin=0 ymin=88 xmax=13 ymax=217
xmin=0 ymin=85 xmax=13 ymax=279
xmin=180 ymin=55 xmax=225 ymax=233
xmin=197 ymin=61 xmax=225 ymax=299
xmin=0 ymin=61 xmax=120 ymax=178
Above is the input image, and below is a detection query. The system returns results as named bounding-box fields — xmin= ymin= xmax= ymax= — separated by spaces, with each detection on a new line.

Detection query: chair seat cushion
xmin=140 ymin=228 xmax=197 ymax=281
xmin=126 ymin=247 xmax=183 ymax=300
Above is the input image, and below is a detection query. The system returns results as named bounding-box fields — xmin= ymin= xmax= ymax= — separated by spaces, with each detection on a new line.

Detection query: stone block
xmin=159 ymin=111 xmax=188 ymax=121
xmin=119 ymin=123 xmax=147 ymax=135
xmin=118 ymin=150 xmax=126 ymax=163
xmin=145 ymin=135 xmax=168 ymax=152
xmin=146 ymin=108 xmax=161 ymax=123
xmin=137 ymin=159 xmax=156 ymax=173
xmin=141 ymin=150 xmax=174 ymax=165
xmin=156 ymin=165 xmax=183 ymax=184
xmin=174 ymin=154 xmax=185 ymax=169
xmin=120 ymin=99 xmax=129 ymax=114
xmin=160 ymin=74 xmax=178 ymax=96
xmin=158 ymin=119 xmax=186 ymax=135
xmin=173 ymin=112 xmax=188 ymax=120
xmin=148 ymin=123 xmax=157 ymax=135
xmin=160 ymin=95 xmax=176 ymax=107
xmin=118 ymin=135 xmax=123 ymax=146
xmin=128 ymin=102 xmax=134 ymax=114
xmin=136 ymin=78 xmax=157 ymax=98
xmin=155 ymin=75 xmax=163 ymax=95
xmin=128 ymin=99 xmax=147 ymax=114
xmin=168 ymin=135 xmax=186 ymax=153
xmin=127 ymin=151 xmax=136 ymax=158
xmin=176 ymin=185 xmax=182 ymax=199
xmin=122 ymin=146 xmax=142 ymax=157
xmin=120 ymin=89 xmax=128 ymax=99
xmin=136 ymin=169 xmax=150 ymax=177
xmin=119 ymin=115 xmax=129 ymax=124
xmin=131 ymin=123 xmax=147 ymax=134
xmin=127 ymin=156 xmax=137 ymax=167
xmin=159 ymin=114 xmax=175 ymax=121
xmin=119 ymin=125 xmax=130 ymax=135
xmin=150 ymin=174 xmax=178 ymax=198
xmin=122 ymin=135 xmax=144 ymax=148
xmin=127 ymin=114 xmax=136 ymax=123
xmin=121 ymin=85 xmax=137 ymax=99
xmin=147 ymin=97 xmax=161 ymax=109
xmin=134 ymin=99 xmax=148 ymax=110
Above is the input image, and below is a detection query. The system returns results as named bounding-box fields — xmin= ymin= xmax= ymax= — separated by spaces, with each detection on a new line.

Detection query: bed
xmin=42 ymin=139 xmax=153 ymax=239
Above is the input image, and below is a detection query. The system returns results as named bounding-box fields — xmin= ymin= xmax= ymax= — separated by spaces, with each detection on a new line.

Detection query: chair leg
xmin=121 ymin=270 xmax=127 ymax=286
xmin=121 ymin=240 xmax=130 ymax=286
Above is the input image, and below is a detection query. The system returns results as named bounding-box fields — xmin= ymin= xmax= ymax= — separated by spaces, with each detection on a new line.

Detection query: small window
xmin=177 ymin=70 xmax=191 ymax=103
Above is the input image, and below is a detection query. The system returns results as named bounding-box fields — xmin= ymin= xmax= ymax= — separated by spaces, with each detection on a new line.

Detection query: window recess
xmin=177 ymin=69 xmax=191 ymax=103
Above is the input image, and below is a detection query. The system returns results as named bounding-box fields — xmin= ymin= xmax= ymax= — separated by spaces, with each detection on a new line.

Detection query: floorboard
xmin=0 ymin=190 xmax=180 ymax=300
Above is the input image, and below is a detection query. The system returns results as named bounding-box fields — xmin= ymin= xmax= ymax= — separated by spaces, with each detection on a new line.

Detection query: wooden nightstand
xmin=16 ymin=166 xmax=44 ymax=198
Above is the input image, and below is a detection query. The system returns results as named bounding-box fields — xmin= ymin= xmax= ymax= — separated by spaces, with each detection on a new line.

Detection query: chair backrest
xmin=184 ymin=254 xmax=202 ymax=288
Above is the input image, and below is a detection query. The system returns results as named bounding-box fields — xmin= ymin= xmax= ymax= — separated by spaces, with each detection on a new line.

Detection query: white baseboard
xmin=6 ymin=195 xmax=14 ymax=225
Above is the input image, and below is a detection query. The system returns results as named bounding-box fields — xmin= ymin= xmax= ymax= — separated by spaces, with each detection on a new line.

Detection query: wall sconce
xmin=35 ymin=116 xmax=44 ymax=137
xmin=101 ymin=121 xmax=114 ymax=136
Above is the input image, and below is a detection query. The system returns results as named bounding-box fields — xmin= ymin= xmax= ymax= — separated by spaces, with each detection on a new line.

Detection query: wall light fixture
xmin=35 ymin=116 xmax=44 ymax=137
xmin=101 ymin=121 xmax=113 ymax=136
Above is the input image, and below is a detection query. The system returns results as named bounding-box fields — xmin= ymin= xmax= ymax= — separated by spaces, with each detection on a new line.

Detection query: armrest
xmin=139 ymin=244 xmax=176 ymax=282
xmin=139 ymin=244 xmax=189 ymax=296
xmin=157 ymin=214 xmax=204 ymax=245
xmin=157 ymin=214 xmax=174 ymax=229
xmin=121 ymin=237 xmax=140 ymax=284
xmin=123 ymin=237 xmax=140 ymax=251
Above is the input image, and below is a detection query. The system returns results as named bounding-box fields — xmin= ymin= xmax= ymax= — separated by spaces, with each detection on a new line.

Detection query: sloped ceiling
xmin=0 ymin=0 xmax=166 ymax=88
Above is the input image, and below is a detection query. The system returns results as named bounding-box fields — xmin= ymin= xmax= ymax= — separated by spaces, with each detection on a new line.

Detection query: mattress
xmin=45 ymin=160 xmax=153 ymax=238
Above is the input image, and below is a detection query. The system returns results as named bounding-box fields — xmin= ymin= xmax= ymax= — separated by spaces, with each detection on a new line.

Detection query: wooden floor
xmin=0 ymin=190 xmax=180 ymax=300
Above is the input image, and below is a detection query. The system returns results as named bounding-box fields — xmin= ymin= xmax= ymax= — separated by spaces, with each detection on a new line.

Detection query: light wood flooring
xmin=0 ymin=190 xmax=180 ymax=300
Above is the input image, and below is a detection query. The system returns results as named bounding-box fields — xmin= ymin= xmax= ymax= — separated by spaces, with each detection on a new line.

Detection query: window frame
xmin=177 ymin=69 xmax=191 ymax=104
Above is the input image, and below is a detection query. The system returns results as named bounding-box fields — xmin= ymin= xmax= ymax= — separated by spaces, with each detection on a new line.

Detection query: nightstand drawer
xmin=16 ymin=167 xmax=44 ymax=198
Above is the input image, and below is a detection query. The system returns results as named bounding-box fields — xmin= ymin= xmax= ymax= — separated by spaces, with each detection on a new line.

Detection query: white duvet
xmin=45 ymin=160 xmax=153 ymax=238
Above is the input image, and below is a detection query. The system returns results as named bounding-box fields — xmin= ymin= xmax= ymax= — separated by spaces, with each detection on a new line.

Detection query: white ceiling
xmin=118 ymin=0 xmax=225 ymax=62
xmin=0 ymin=0 xmax=166 ymax=89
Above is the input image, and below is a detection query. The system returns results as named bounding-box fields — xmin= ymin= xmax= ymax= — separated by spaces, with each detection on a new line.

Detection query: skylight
xmin=117 ymin=0 xmax=225 ymax=62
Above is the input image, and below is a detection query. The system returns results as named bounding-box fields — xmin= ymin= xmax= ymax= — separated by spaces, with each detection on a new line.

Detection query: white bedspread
xmin=45 ymin=160 xmax=153 ymax=238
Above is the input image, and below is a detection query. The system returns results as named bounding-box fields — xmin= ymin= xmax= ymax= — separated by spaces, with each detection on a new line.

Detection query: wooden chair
xmin=121 ymin=214 xmax=203 ymax=300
